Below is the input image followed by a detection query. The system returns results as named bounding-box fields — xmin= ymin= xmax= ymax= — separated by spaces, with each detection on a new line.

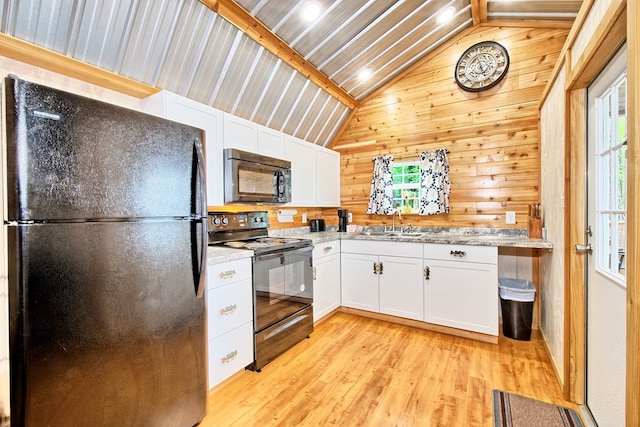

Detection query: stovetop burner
xmin=222 ymin=236 xmax=312 ymax=253
xmin=208 ymin=211 xmax=312 ymax=254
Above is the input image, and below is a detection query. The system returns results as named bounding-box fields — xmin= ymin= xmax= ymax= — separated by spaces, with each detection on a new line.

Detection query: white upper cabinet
xmin=140 ymin=90 xmax=224 ymax=206
xmin=257 ymin=125 xmax=285 ymax=159
xmin=284 ymin=136 xmax=341 ymax=207
xmin=142 ymin=91 xmax=340 ymax=207
xmin=284 ymin=135 xmax=316 ymax=206
xmin=316 ymin=146 xmax=340 ymax=207
xmin=223 ymin=113 xmax=258 ymax=152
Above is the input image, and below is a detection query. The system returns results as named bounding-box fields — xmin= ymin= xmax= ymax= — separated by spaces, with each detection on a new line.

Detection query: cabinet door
xmin=379 ymin=256 xmax=424 ymax=321
xmin=141 ymin=91 xmax=224 ymax=206
xmin=340 ymin=252 xmax=378 ymax=311
xmin=313 ymin=252 xmax=341 ymax=322
xmin=257 ymin=125 xmax=285 ymax=158
xmin=207 ymin=278 xmax=252 ymax=338
xmin=207 ymin=258 xmax=252 ymax=289
xmin=223 ymin=113 xmax=258 ymax=152
xmin=423 ymin=259 xmax=498 ymax=335
xmin=208 ymin=322 xmax=254 ymax=388
xmin=316 ymin=146 xmax=340 ymax=207
xmin=284 ymin=135 xmax=316 ymax=206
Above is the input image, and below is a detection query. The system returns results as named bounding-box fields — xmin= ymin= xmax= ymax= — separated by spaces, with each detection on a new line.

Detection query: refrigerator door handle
xmin=193 ymin=138 xmax=207 ymax=298
xmin=194 ymin=219 xmax=206 ymax=298
xmin=193 ymin=137 xmax=207 ymax=217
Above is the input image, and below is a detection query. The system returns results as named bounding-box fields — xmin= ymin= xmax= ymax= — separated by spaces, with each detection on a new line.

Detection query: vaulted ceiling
xmin=0 ymin=0 xmax=582 ymax=146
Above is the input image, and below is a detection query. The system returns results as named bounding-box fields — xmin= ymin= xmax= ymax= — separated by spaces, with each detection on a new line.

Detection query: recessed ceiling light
xmin=437 ymin=6 xmax=456 ymax=25
xmin=358 ymin=68 xmax=373 ymax=82
xmin=302 ymin=2 xmax=322 ymax=22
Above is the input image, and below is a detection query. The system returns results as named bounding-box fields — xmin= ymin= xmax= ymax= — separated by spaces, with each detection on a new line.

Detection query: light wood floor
xmin=201 ymin=311 xmax=576 ymax=426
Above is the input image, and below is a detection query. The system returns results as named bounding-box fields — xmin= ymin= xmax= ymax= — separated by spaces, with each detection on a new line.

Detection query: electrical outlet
xmin=302 ymin=213 xmax=307 ymax=223
xmin=505 ymin=211 xmax=516 ymax=224
xmin=348 ymin=212 xmax=353 ymax=222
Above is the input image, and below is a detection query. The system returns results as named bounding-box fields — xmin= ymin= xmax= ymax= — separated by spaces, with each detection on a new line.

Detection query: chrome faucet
xmin=391 ymin=207 xmax=402 ymax=231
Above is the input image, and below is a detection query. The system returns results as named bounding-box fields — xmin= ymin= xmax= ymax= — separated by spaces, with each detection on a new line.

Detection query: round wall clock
xmin=455 ymin=41 xmax=509 ymax=92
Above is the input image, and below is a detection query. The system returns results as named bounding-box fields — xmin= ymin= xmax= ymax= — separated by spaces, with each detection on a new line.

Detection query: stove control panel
xmin=207 ymin=211 xmax=269 ymax=232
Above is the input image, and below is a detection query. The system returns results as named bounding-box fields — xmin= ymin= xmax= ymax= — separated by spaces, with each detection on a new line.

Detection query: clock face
xmin=455 ymin=41 xmax=509 ymax=92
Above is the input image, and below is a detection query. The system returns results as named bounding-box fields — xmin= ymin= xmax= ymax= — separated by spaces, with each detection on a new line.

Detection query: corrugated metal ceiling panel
xmin=0 ymin=0 xmax=581 ymax=146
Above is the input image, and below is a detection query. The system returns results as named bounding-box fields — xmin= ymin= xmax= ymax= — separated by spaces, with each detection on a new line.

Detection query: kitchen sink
xmin=396 ymin=232 xmax=425 ymax=238
xmin=358 ymin=231 xmax=388 ymax=236
xmin=358 ymin=230 xmax=424 ymax=238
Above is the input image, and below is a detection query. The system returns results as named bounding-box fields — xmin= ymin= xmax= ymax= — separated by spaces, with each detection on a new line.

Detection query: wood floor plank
xmin=202 ymin=312 xmax=575 ymax=426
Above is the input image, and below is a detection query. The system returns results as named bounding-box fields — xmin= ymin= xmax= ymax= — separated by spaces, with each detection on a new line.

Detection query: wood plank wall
xmin=331 ymin=26 xmax=569 ymax=230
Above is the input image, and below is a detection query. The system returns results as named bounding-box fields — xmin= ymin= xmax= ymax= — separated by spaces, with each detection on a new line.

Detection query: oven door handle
xmin=253 ymin=246 xmax=313 ymax=262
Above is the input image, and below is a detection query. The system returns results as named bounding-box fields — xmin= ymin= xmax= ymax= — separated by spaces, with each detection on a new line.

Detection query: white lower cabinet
xmin=341 ymin=252 xmax=379 ymax=311
xmin=379 ymin=256 xmax=423 ymax=320
xmin=341 ymin=240 xmax=423 ymax=321
xmin=312 ymin=240 xmax=341 ymax=322
xmin=423 ymin=244 xmax=498 ymax=336
xmin=206 ymin=258 xmax=253 ymax=388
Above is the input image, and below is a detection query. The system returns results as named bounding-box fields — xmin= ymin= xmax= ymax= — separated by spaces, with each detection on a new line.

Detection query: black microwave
xmin=223 ymin=148 xmax=292 ymax=204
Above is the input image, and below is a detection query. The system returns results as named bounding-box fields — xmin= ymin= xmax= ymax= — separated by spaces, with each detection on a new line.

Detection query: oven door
xmin=252 ymin=246 xmax=313 ymax=332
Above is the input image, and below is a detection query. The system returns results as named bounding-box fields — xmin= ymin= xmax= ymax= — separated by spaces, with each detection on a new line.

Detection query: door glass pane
xmin=595 ymin=74 xmax=627 ymax=283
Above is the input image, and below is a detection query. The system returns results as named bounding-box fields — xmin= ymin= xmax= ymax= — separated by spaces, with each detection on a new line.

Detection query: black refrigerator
xmin=3 ymin=77 xmax=207 ymax=426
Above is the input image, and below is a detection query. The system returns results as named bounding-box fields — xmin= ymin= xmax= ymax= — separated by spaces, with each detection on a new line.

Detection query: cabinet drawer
xmin=207 ymin=278 xmax=253 ymax=338
xmin=342 ymin=240 xmax=421 ymax=258
xmin=423 ymin=243 xmax=497 ymax=264
xmin=208 ymin=322 xmax=254 ymax=388
xmin=313 ymin=240 xmax=340 ymax=259
xmin=208 ymin=258 xmax=252 ymax=289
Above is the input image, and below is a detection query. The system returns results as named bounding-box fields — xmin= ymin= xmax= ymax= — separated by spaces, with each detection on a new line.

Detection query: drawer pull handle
xmin=313 ymin=266 xmax=317 ymax=280
xmin=424 ymin=266 xmax=430 ymax=280
xmin=219 ymin=304 xmax=237 ymax=316
xmin=323 ymin=246 xmax=333 ymax=253
xmin=220 ymin=350 xmax=238 ymax=364
xmin=450 ymin=250 xmax=467 ymax=257
xmin=218 ymin=269 xmax=237 ymax=280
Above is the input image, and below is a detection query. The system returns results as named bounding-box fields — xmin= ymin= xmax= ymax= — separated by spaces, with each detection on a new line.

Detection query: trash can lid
xmin=499 ymin=278 xmax=535 ymax=292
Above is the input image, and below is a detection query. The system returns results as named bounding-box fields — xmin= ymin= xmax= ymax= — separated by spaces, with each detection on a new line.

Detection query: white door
xmin=584 ymin=44 xmax=627 ymax=427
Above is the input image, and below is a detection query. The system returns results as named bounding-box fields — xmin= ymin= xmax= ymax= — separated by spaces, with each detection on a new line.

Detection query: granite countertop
xmin=207 ymin=226 xmax=552 ymax=266
xmin=207 ymin=245 xmax=253 ymax=265
xmin=271 ymin=227 xmax=553 ymax=249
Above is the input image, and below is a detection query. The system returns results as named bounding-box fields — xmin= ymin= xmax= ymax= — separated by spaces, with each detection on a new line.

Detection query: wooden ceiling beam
xmin=471 ymin=0 xmax=488 ymax=26
xmin=200 ymin=0 xmax=358 ymax=110
xmin=0 ymin=33 xmax=158 ymax=98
